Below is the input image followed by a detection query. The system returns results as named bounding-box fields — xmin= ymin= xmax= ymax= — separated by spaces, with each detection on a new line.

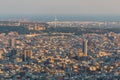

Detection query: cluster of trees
xmin=0 ymin=26 xmax=29 ymax=34
xmin=45 ymin=27 xmax=120 ymax=35
xmin=0 ymin=26 xmax=120 ymax=35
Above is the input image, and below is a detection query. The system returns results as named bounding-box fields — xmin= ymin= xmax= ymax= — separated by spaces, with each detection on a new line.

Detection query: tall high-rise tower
xmin=0 ymin=49 xmax=3 ymax=59
xmin=54 ymin=16 xmax=58 ymax=27
xmin=9 ymin=38 xmax=15 ymax=48
xmin=82 ymin=39 xmax=88 ymax=56
xmin=23 ymin=49 xmax=33 ymax=61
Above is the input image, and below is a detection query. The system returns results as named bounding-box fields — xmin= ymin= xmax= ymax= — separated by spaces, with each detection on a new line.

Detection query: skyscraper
xmin=0 ymin=49 xmax=3 ymax=59
xmin=82 ymin=39 xmax=88 ymax=56
xmin=23 ymin=49 xmax=33 ymax=61
xmin=9 ymin=38 xmax=15 ymax=48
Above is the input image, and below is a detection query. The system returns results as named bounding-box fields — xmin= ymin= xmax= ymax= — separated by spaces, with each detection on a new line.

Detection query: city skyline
xmin=0 ymin=0 xmax=120 ymax=15
xmin=0 ymin=1 xmax=120 ymax=79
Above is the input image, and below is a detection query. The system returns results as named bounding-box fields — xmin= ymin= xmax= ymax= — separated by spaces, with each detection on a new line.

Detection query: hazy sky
xmin=0 ymin=0 xmax=120 ymax=15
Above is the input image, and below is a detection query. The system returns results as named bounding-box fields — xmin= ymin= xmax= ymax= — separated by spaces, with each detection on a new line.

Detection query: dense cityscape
xmin=1 ymin=0 xmax=120 ymax=79
xmin=0 ymin=21 xmax=119 ymax=80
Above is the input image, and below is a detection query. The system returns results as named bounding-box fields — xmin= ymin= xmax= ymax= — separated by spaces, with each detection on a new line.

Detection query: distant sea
xmin=0 ymin=15 xmax=120 ymax=22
